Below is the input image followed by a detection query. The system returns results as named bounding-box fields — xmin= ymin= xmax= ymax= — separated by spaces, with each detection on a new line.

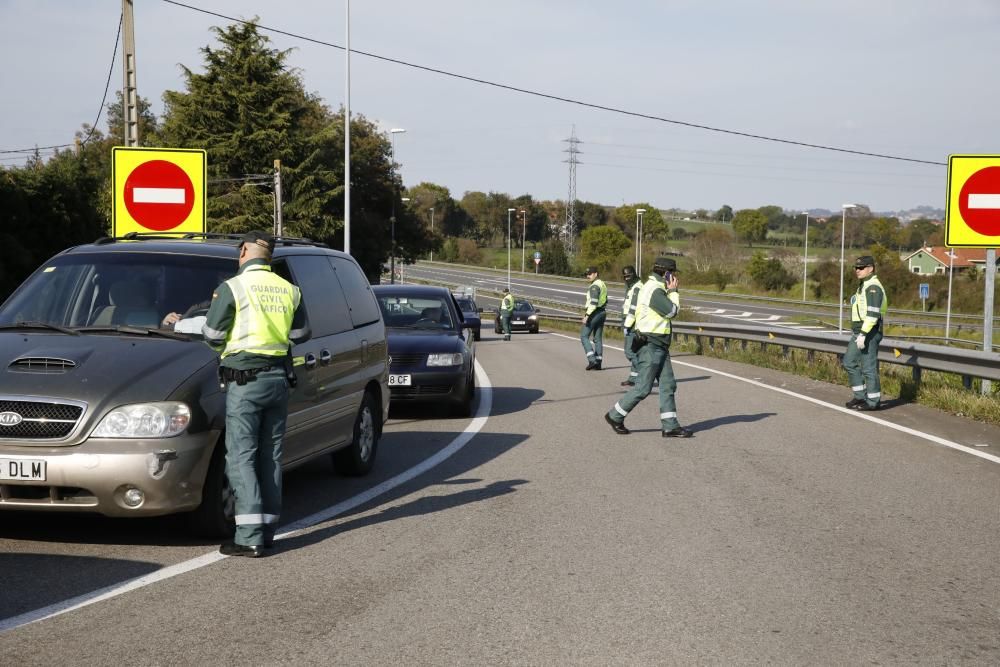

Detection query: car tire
xmin=530 ymin=326 xmax=539 ymax=334
xmin=474 ymin=328 xmax=481 ymax=341
xmin=451 ymin=372 xmax=475 ymax=417
xmin=188 ymin=442 xmax=236 ymax=538
xmin=333 ymin=390 xmax=380 ymax=476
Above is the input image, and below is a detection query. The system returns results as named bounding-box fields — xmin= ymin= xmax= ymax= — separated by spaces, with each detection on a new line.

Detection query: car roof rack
xmin=93 ymin=231 xmax=328 ymax=248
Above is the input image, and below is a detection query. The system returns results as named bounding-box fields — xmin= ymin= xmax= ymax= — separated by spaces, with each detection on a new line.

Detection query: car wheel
xmin=451 ymin=372 xmax=475 ymax=417
xmin=188 ymin=441 xmax=236 ymax=538
xmin=333 ymin=390 xmax=380 ymax=476
xmin=530 ymin=326 xmax=539 ymax=334
xmin=474 ymin=328 xmax=481 ymax=341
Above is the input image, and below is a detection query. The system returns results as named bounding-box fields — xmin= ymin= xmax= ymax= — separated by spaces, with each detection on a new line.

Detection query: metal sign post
xmin=919 ymin=283 xmax=929 ymax=312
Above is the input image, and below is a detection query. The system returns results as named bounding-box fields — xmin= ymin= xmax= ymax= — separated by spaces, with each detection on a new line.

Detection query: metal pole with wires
xmin=122 ymin=0 xmax=139 ymax=146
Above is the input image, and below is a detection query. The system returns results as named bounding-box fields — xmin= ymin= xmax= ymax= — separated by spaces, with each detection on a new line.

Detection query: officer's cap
xmin=622 ymin=265 xmax=637 ymax=279
xmin=854 ymin=255 xmax=875 ymax=269
xmin=502 ymin=287 xmax=509 ymax=293
xmin=242 ymin=230 xmax=275 ymax=254
xmin=584 ymin=266 xmax=599 ymax=276
xmin=653 ymin=257 xmax=678 ymax=273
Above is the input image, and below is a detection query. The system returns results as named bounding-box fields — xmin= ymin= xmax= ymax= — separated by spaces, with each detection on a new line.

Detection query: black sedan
xmin=373 ymin=285 xmax=476 ymax=416
xmin=454 ymin=295 xmax=482 ymax=341
xmin=494 ymin=299 xmax=541 ymax=334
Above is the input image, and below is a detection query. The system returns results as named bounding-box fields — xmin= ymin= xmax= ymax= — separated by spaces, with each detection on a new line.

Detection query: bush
xmin=747 ymin=251 xmax=795 ymax=291
xmin=456 ymin=238 xmax=482 ymax=264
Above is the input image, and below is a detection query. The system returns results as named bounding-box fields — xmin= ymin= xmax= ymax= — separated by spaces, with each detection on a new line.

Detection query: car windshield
xmin=456 ymin=298 xmax=477 ymax=314
xmin=377 ymin=295 xmax=456 ymax=330
xmin=515 ymin=301 xmax=533 ymax=312
xmin=0 ymin=252 xmax=237 ymax=332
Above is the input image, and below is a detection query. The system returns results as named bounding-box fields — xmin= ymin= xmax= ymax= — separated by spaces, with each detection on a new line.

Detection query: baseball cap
xmin=242 ymin=230 xmax=276 ymax=254
xmin=584 ymin=266 xmax=599 ymax=275
xmin=653 ymin=257 xmax=678 ymax=273
xmin=854 ymin=255 xmax=875 ymax=269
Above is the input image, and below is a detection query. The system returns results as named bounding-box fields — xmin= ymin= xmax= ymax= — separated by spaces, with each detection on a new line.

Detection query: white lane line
xmin=0 ymin=361 xmax=494 ymax=634
xmin=132 ymin=187 xmax=186 ymax=204
xmin=968 ymin=194 xmax=1000 ymax=209
xmin=548 ymin=332 xmax=1000 ymax=465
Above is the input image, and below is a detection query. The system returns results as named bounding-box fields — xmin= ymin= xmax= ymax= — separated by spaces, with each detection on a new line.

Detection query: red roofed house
xmin=902 ymin=246 xmax=996 ymax=275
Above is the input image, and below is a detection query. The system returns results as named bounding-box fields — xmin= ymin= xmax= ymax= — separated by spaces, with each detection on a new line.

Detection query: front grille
xmin=391 ymin=384 xmax=454 ymax=398
xmin=390 ymin=353 xmax=424 ymax=368
xmin=0 ymin=398 xmax=85 ymax=440
xmin=8 ymin=357 xmax=76 ymax=374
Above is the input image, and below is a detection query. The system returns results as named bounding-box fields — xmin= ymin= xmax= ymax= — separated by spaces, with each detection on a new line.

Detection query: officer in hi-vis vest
xmin=843 ymin=255 xmax=887 ymax=411
xmin=581 ymin=267 xmax=608 ymax=370
xmin=500 ymin=287 xmax=514 ymax=341
xmin=605 ymin=257 xmax=693 ymax=438
xmin=620 ymin=265 xmax=643 ymax=387
xmin=203 ymin=230 xmax=309 ymax=557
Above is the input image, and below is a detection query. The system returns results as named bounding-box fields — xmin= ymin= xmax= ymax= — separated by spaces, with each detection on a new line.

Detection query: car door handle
xmin=319 ymin=350 xmax=332 ymax=365
xmin=305 ymin=353 xmax=317 ymax=369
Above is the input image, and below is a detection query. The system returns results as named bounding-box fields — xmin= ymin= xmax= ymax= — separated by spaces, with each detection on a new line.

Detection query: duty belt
xmin=219 ymin=365 xmax=273 ymax=386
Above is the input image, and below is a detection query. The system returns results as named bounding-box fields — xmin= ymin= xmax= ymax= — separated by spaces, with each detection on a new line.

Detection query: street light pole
xmin=507 ymin=208 xmax=516 ymax=289
xmin=635 ymin=208 xmax=646 ymax=275
xmin=429 ymin=207 xmax=435 ymax=262
xmin=838 ymin=203 xmax=857 ymax=333
xmin=520 ymin=209 xmax=527 ymax=273
xmin=388 ymin=128 xmax=406 ymax=284
xmin=801 ymin=211 xmax=810 ymax=302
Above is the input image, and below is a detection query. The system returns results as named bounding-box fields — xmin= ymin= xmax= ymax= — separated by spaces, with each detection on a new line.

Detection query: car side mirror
xmin=535 ymin=309 xmax=541 ymax=314
xmin=478 ymin=307 xmax=484 ymax=313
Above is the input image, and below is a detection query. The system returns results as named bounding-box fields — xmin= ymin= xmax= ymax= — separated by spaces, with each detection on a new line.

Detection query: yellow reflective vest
xmin=623 ymin=280 xmax=643 ymax=329
xmin=635 ymin=276 xmax=679 ymax=335
xmin=221 ymin=264 xmax=301 ymax=358
xmin=585 ymin=278 xmax=608 ymax=315
xmin=850 ymin=274 xmax=887 ymax=334
xmin=501 ymin=293 xmax=514 ymax=313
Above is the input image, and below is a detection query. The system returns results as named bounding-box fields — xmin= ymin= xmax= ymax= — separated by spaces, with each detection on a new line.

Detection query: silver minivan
xmin=0 ymin=235 xmax=389 ymax=536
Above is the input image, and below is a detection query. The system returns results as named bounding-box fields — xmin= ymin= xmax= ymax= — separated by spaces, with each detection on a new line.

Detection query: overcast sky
xmin=2 ymin=0 xmax=998 ymax=214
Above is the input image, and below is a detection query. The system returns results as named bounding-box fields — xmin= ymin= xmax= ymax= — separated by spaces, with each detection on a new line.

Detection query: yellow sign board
xmin=112 ymin=147 xmax=206 ymax=237
xmin=945 ymin=154 xmax=1000 ymax=248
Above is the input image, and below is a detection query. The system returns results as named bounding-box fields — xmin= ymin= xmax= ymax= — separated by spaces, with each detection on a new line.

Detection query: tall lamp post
xmin=507 ymin=207 xmax=516 ymax=289
xmin=838 ymin=203 xmax=857 ymax=333
xmin=635 ymin=208 xmax=646 ymax=275
xmin=429 ymin=207 xmax=435 ymax=262
xmin=520 ymin=209 xmax=527 ymax=273
xmin=388 ymin=128 xmax=406 ymax=284
xmin=800 ymin=211 xmax=810 ymax=302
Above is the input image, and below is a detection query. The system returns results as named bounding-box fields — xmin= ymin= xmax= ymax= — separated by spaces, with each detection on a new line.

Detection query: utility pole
xmin=562 ymin=126 xmax=582 ymax=256
xmin=273 ymin=160 xmax=283 ymax=237
xmin=122 ymin=0 xmax=139 ymax=146
xmin=343 ymin=0 xmax=351 ymax=254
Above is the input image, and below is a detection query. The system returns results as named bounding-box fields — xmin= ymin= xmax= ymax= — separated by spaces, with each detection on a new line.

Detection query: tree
xmin=715 ymin=204 xmax=733 ymax=223
xmin=580 ymin=225 xmax=631 ymax=273
xmin=609 ymin=203 xmax=668 ymax=241
xmin=747 ymin=251 xmax=795 ymax=292
xmin=538 ymin=237 xmax=570 ymax=276
xmin=689 ymin=227 xmax=739 ymax=272
xmin=732 ymin=209 xmax=768 ymax=246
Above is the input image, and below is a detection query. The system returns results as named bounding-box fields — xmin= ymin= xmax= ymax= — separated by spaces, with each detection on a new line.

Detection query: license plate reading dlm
xmin=0 ymin=458 xmax=46 ymax=481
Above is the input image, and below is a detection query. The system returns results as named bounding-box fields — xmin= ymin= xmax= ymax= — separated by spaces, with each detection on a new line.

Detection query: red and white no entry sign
xmin=958 ymin=166 xmax=1000 ymax=237
xmin=123 ymin=160 xmax=195 ymax=231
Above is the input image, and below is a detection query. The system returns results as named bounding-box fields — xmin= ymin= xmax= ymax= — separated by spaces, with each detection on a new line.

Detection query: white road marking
xmin=132 ymin=187 xmax=186 ymax=204
xmin=0 ymin=361 xmax=494 ymax=634
xmin=968 ymin=194 xmax=1000 ymax=209
xmin=549 ymin=332 xmax=1000 ymax=465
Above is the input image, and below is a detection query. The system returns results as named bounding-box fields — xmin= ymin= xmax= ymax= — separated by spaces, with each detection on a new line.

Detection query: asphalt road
xmin=1 ymin=326 xmax=998 ymax=664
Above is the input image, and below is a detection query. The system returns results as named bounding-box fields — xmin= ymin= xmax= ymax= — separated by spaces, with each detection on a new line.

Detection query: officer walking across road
xmin=620 ymin=265 xmax=643 ymax=387
xmin=202 ymin=230 xmax=310 ymax=557
xmin=500 ymin=287 xmax=514 ymax=341
xmin=843 ymin=255 xmax=887 ymax=411
xmin=604 ymin=257 xmax=693 ymax=438
xmin=580 ymin=266 xmax=608 ymax=370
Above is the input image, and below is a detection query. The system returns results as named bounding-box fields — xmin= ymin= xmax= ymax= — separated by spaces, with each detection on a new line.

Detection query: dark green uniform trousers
xmin=500 ymin=312 xmax=512 ymax=340
xmin=842 ymin=329 xmax=882 ymax=407
xmin=580 ymin=309 xmax=606 ymax=363
xmin=608 ymin=341 xmax=680 ymax=431
xmin=225 ymin=367 xmax=289 ymax=547
xmin=622 ymin=329 xmax=640 ymax=384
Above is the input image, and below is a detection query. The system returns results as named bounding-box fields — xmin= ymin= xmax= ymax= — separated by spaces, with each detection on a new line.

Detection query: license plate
xmin=0 ymin=458 xmax=46 ymax=481
xmin=514 ymin=320 xmax=524 ymax=324
xmin=388 ymin=374 xmax=412 ymax=386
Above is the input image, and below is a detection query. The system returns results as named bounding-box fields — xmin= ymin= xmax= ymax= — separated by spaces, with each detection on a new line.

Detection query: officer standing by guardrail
xmin=500 ymin=287 xmax=514 ymax=341
xmin=844 ymin=255 xmax=887 ymax=411
xmin=203 ymin=230 xmax=310 ymax=557
xmin=605 ymin=257 xmax=693 ymax=438
xmin=620 ymin=265 xmax=643 ymax=386
xmin=581 ymin=266 xmax=608 ymax=370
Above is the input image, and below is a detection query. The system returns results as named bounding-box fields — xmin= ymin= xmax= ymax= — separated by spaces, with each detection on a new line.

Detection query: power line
xmin=160 ymin=0 xmax=946 ymax=167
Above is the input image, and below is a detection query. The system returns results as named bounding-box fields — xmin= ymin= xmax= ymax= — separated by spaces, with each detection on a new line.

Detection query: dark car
xmin=0 ymin=235 xmax=389 ymax=537
xmin=454 ymin=296 xmax=482 ymax=341
xmin=494 ymin=299 xmax=541 ymax=334
xmin=373 ymin=285 xmax=476 ymax=416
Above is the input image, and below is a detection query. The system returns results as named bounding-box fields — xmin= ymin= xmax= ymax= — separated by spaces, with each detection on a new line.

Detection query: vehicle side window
xmin=283 ymin=256 xmax=352 ymax=337
xmin=329 ymin=257 xmax=381 ymax=328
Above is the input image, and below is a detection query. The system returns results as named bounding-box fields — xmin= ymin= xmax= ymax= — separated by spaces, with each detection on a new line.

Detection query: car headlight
xmin=426 ymin=353 xmax=464 ymax=367
xmin=528 ymin=314 xmax=538 ymax=320
xmin=93 ymin=402 xmax=191 ymax=438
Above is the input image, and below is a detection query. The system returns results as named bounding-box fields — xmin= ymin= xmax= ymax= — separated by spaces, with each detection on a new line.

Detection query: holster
xmin=284 ymin=347 xmax=298 ymax=389
xmin=630 ymin=332 xmax=648 ymax=353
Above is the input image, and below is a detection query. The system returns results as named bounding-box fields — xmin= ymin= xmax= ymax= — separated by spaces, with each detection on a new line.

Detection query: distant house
xmin=902 ymin=246 xmax=993 ymax=274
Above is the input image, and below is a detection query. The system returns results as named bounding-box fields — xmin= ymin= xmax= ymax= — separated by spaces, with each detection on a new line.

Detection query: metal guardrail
xmin=538 ymin=312 xmax=1000 ymax=385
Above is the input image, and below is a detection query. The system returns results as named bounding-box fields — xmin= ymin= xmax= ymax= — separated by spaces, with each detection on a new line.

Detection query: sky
xmin=1 ymin=0 xmax=999 ymax=215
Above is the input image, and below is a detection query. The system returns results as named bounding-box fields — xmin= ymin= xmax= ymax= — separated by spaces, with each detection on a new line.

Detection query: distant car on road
xmin=373 ymin=284 xmax=476 ymax=416
xmin=494 ymin=299 xmax=540 ymax=334
xmin=453 ymin=295 xmax=482 ymax=341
